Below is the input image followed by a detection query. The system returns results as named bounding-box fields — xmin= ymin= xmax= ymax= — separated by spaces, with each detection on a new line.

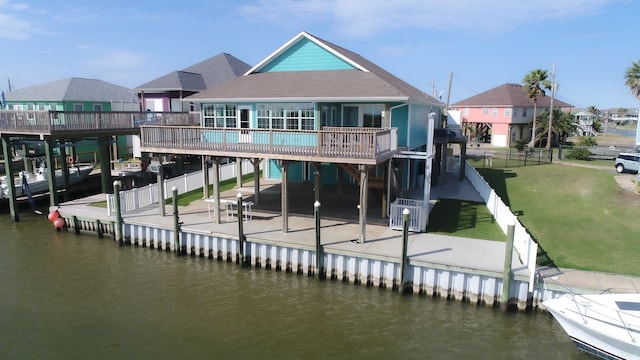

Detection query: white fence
xmin=389 ymin=198 xmax=428 ymax=232
xmin=107 ymin=160 xmax=255 ymax=216
xmin=464 ymin=161 xmax=538 ymax=292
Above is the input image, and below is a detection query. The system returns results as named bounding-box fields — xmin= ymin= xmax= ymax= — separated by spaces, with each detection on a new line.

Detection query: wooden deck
xmin=140 ymin=126 xmax=398 ymax=165
xmin=0 ymin=110 xmax=196 ymax=137
xmin=0 ymin=110 xmax=399 ymax=165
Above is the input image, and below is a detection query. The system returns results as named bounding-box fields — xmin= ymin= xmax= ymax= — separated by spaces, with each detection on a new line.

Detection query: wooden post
xmin=212 ymin=159 xmax=221 ymax=224
xmin=172 ymin=186 xmax=181 ymax=255
xmin=251 ymin=158 xmax=261 ymax=205
xmin=281 ymin=161 xmax=289 ymax=233
xmin=501 ymin=224 xmax=515 ymax=309
xmin=237 ymin=192 xmax=245 ymax=266
xmin=43 ymin=138 xmax=58 ymax=207
xmin=358 ymin=165 xmax=368 ymax=243
xmin=98 ymin=136 xmax=112 ymax=194
xmin=400 ymin=208 xmax=410 ymax=292
xmin=315 ymin=200 xmax=324 ymax=280
xmin=157 ymin=165 xmax=165 ymax=216
xmin=236 ymin=157 xmax=242 ymax=188
xmin=59 ymin=142 xmax=70 ymax=202
xmin=202 ymin=156 xmax=209 ymax=199
xmin=113 ymin=180 xmax=123 ymax=246
xmin=2 ymin=136 xmax=19 ymax=222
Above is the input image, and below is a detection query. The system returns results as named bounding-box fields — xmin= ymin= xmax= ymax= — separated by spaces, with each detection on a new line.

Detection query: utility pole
xmin=7 ymin=78 xmax=12 ymax=91
xmin=547 ymin=64 xmax=556 ymax=151
xmin=443 ymin=72 xmax=453 ymax=128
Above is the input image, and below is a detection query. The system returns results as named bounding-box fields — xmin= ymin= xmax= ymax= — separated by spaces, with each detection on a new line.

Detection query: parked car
xmin=614 ymin=152 xmax=640 ymax=173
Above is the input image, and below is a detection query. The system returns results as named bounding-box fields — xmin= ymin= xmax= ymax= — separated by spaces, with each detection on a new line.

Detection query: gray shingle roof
xmin=188 ymin=32 xmax=442 ymax=106
xmin=134 ymin=53 xmax=250 ymax=92
xmin=451 ymin=83 xmax=573 ymax=108
xmin=5 ymin=77 xmax=137 ymax=102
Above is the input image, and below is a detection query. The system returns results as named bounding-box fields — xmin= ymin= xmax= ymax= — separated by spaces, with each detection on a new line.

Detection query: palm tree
xmin=522 ymin=69 xmax=552 ymax=149
xmin=587 ymin=105 xmax=602 ymax=134
xmin=624 ymin=59 xmax=640 ymax=101
xmin=537 ymin=109 xmax=577 ymax=145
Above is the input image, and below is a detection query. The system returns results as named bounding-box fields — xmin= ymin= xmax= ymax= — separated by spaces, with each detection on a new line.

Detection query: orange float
xmin=53 ymin=217 xmax=65 ymax=229
xmin=47 ymin=210 xmax=59 ymax=222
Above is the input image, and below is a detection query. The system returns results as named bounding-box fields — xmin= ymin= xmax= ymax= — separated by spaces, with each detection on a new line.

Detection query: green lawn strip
xmin=90 ymin=172 xmax=260 ymax=208
xmin=477 ymin=164 xmax=640 ymax=276
xmin=427 ymin=199 xmax=505 ymax=241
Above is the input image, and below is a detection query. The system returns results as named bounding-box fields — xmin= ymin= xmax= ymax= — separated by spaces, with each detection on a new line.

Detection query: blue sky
xmin=1 ymin=0 xmax=639 ymax=111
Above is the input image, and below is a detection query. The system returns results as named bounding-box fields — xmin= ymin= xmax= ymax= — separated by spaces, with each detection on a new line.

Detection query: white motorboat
xmin=0 ymin=162 xmax=95 ymax=200
xmin=544 ymin=293 xmax=640 ymax=359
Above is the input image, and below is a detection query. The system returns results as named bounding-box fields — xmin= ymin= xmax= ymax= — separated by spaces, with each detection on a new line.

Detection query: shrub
xmin=576 ymin=136 xmax=597 ymax=147
xmin=565 ymin=147 xmax=592 ymax=160
xmin=513 ymin=139 xmax=528 ymax=152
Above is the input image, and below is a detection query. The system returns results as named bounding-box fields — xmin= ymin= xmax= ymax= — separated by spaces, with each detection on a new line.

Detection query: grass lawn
xmin=427 ymin=199 xmax=505 ymax=241
xmin=475 ymin=163 xmax=640 ymax=276
xmin=90 ymin=172 xmax=260 ymax=208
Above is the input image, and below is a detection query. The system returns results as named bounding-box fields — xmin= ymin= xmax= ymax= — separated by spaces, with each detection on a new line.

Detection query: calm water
xmin=0 ymin=212 xmax=588 ymax=359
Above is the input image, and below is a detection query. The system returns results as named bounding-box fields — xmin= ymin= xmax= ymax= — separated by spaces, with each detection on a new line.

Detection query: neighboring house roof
xmin=5 ymin=77 xmax=137 ymax=102
xmin=134 ymin=53 xmax=251 ymax=92
xmin=451 ymin=83 xmax=572 ymax=108
xmin=188 ymin=31 xmax=441 ymax=106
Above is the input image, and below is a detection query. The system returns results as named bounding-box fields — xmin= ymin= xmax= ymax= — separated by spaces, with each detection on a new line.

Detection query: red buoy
xmin=47 ymin=210 xmax=59 ymax=222
xmin=53 ymin=217 xmax=65 ymax=229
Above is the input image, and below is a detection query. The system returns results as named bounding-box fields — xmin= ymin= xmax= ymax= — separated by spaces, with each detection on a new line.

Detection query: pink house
xmin=451 ymin=83 xmax=573 ymax=147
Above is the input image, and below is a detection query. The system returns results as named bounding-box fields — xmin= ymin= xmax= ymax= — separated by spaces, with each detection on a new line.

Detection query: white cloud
xmin=0 ymin=0 xmax=44 ymax=39
xmin=236 ymin=0 xmax=617 ymax=37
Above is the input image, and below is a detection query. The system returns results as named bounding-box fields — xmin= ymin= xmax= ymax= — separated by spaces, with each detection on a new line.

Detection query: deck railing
xmin=140 ymin=126 xmax=398 ymax=163
xmin=0 ymin=110 xmax=195 ymax=135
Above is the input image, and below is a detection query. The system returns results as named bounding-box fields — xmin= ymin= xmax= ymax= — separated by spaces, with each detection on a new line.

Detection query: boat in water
xmin=1 ymin=162 xmax=96 ymax=201
xmin=544 ymin=293 xmax=640 ymax=359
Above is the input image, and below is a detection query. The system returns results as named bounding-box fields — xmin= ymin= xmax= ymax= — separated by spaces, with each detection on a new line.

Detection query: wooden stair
xmin=338 ymin=164 xmax=384 ymax=189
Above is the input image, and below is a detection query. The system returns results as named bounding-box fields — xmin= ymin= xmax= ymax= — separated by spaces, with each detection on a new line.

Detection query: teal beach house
xmin=140 ymin=31 xmax=443 ymax=236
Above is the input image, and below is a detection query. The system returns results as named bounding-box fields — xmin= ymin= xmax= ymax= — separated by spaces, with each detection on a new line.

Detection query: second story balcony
xmin=0 ymin=110 xmax=197 ymax=137
xmin=140 ymin=126 xmax=398 ymax=165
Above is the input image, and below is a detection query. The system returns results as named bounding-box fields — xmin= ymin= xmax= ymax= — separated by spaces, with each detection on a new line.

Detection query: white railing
xmin=464 ymin=161 xmax=538 ymax=292
xmin=107 ymin=160 xmax=255 ymax=215
xmin=389 ymin=198 xmax=428 ymax=232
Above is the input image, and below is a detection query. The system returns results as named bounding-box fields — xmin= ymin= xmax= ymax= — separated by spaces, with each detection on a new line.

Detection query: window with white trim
xmin=203 ymin=104 xmax=236 ymax=128
xmin=256 ymin=103 xmax=314 ymax=130
xmin=505 ymin=108 xmax=511 ymax=116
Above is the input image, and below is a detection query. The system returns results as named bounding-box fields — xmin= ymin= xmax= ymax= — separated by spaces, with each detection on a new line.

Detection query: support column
xmin=337 ymin=166 xmax=344 ymax=197
xmin=157 ymin=165 xmax=165 ymax=217
xmin=43 ymin=138 xmax=58 ymax=208
xmin=251 ymin=158 xmax=261 ymax=205
xmin=501 ymin=224 xmax=515 ymax=309
xmin=236 ymin=157 xmax=242 ymax=188
xmin=2 ymin=136 xmax=19 ymax=222
xmin=281 ymin=160 xmax=289 ymax=233
xmin=21 ymin=144 xmax=32 ymax=173
xmin=312 ymin=162 xmax=320 ymax=203
xmin=459 ymin=143 xmax=467 ymax=181
xmin=202 ymin=156 xmax=210 ymax=199
xmin=59 ymin=142 xmax=70 ymax=202
xmin=386 ymin=159 xmax=393 ymax=218
xmin=98 ymin=136 xmax=112 ymax=194
xmin=358 ymin=165 xmax=368 ymax=244
xmin=212 ymin=158 xmax=221 ymax=224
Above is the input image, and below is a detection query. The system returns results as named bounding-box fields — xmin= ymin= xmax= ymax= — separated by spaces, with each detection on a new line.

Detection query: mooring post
xmin=113 ymin=180 xmax=123 ymax=246
xmin=237 ymin=192 xmax=245 ymax=267
xmin=172 ymin=186 xmax=181 ymax=256
xmin=314 ymin=200 xmax=324 ymax=280
xmin=400 ymin=208 xmax=410 ymax=292
xmin=501 ymin=224 xmax=516 ymax=309
xmin=157 ymin=165 xmax=165 ymax=216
